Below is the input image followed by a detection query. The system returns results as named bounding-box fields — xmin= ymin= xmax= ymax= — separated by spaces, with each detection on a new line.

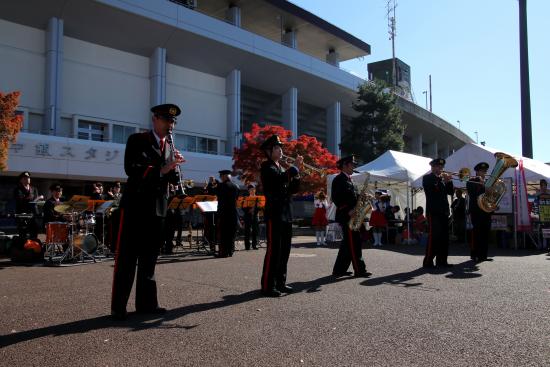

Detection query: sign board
xmin=538 ymin=194 xmax=550 ymax=223
xmin=495 ymin=178 xmax=513 ymax=214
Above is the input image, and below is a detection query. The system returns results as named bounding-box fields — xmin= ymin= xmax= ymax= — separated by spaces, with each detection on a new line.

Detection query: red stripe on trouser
xmin=262 ymin=220 xmax=273 ymax=291
xmin=111 ymin=208 xmax=125 ymax=304
xmin=426 ymin=215 xmax=433 ymax=258
xmin=348 ymin=228 xmax=359 ymax=272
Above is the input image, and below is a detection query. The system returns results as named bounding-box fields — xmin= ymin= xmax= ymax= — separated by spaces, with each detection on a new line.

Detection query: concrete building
xmin=0 ymin=0 xmax=471 ymax=213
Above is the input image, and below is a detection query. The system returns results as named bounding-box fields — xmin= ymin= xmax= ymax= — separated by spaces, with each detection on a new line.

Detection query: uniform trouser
xmin=472 ymin=212 xmax=491 ymax=260
xmin=163 ymin=210 xmax=177 ymax=253
xmin=261 ymin=219 xmax=292 ymax=291
xmin=333 ymin=224 xmax=366 ymax=275
xmin=111 ymin=209 xmax=164 ymax=313
xmin=244 ymin=214 xmax=258 ymax=249
xmin=423 ymin=214 xmax=450 ymax=266
xmin=218 ymin=215 xmax=237 ymax=257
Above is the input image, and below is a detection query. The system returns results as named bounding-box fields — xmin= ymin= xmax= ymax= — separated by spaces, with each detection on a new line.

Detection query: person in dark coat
xmin=467 ymin=162 xmax=493 ymax=262
xmin=214 ymin=170 xmax=240 ymax=257
xmin=13 ymin=171 xmax=43 ymax=239
xmin=331 ymin=155 xmax=369 ymax=277
xmin=422 ymin=158 xmax=454 ymax=268
xmin=451 ymin=188 xmax=467 ymax=243
xmin=111 ymin=103 xmax=184 ymax=320
xmin=42 ymin=183 xmax=65 ymax=228
xmin=259 ymin=134 xmax=302 ymax=297
xmin=242 ymin=183 xmax=259 ymax=250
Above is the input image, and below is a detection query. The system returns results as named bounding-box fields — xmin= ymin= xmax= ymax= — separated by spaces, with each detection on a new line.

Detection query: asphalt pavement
xmin=1 ymin=238 xmax=549 ymax=366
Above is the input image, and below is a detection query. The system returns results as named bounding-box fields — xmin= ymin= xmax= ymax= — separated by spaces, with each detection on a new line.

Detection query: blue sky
xmin=291 ymin=0 xmax=549 ymax=163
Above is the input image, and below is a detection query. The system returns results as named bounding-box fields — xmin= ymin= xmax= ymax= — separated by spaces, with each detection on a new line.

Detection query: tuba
xmin=349 ymin=173 xmax=374 ymax=231
xmin=477 ymin=152 xmax=518 ymax=213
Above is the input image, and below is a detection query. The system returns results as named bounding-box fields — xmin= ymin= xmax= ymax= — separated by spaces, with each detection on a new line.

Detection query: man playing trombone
xmin=259 ymin=134 xmax=302 ymax=297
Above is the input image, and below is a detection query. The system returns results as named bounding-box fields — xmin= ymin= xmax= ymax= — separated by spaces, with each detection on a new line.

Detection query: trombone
xmin=281 ymin=154 xmax=327 ymax=177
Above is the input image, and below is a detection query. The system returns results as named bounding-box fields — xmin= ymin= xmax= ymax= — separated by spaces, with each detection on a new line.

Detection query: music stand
xmin=95 ymin=200 xmax=115 ymax=255
xmin=194 ymin=196 xmax=217 ymax=254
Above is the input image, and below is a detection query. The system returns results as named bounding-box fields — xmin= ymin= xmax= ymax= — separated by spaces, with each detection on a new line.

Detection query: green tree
xmin=340 ymin=80 xmax=404 ymax=164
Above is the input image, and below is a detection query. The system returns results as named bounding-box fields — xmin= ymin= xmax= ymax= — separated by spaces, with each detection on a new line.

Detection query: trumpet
xmin=281 ymin=154 xmax=327 ymax=177
xmin=441 ymin=168 xmax=471 ymax=182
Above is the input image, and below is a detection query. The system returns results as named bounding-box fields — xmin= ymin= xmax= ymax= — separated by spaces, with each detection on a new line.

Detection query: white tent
xmin=326 ymin=150 xmax=430 ymax=222
xmin=411 ymin=143 xmax=550 ymax=188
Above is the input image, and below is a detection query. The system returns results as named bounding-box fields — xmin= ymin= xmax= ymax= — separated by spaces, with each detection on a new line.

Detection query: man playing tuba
xmin=467 ymin=162 xmax=493 ymax=263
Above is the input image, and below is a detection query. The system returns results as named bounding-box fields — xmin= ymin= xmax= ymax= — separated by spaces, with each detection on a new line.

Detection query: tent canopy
xmin=355 ymin=150 xmax=432 ymax=183
xmin=411 ymin=143 xmax=550 ymax=188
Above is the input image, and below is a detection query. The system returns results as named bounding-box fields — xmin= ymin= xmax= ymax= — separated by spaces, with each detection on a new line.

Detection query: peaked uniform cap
xmin=151 ymin=104 xmax=181 ymax=122
xmin=474 ymin=162 xmax=489 ymax=171
xmin=429 ymin=158 xmax=446 ymax=166
xmin=260 ymin=134 xmax=284 ymax=150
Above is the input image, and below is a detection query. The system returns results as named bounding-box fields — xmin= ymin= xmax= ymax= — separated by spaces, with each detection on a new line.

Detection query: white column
xmin=326 ymin=102 xmax=341 ymax=156
xmin=45 ymin=17 xmax=63 ymax=135
xmin=225 ymin=5 xmax=241 ymax=27
xmin=412 ymin=133 xmax=423 ymax=156
xmin=442 ymin=145 xmax=450 ymax=158
xmin=226 ymin=69 xmax=241 ymax=153
xmin=149 ymin=47 xmax=166 ymax=107
xmin=282 ymin=87 xmax=298 ymax=139
xmin=282 ymin=29 xmax=297 ymax=49
xmin=427 ymin=140 xmax=438 ymax=158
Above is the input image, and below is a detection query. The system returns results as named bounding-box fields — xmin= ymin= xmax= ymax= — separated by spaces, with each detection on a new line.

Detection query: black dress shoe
xmin=422 ymin=263 xmax=435 ymax=269
xmin=332 ymin=271 xmax=353 ymax=277
xmin=136 ymin=307 xmax=167 ymax=315
xmin=261 ymin=289 xmax=281 ymax=297
xmin=111 ymin=310 xmax=127 ymax=321
xmin=355 ymin=271 xmax=372 ymax=277
xmin=277 ymin=285 xmax=294 ymax=293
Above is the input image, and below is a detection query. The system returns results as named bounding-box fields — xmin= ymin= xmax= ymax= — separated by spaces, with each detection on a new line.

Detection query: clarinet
xmin=166 ymin=129 xmax=186 ymax=196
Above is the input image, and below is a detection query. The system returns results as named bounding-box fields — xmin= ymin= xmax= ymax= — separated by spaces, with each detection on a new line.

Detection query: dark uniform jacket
xmin=42 ymin=197 xmax=65 ymax=226
xmin=422 ymin=172 xmax=454 ymax=216
xmin=331 ymin=172 xmax=358 ymax=225
xmin=120 ymin=131 xmax=178 ymax=217
xmin=216 ymin=180 xmax=240 ymax=219
xmin=14 ymin=184 xmax=39 ymax=214
xmin=467 ymin=177 xmax=490 ymax=216
xmin=260 ymin=159 xmax=300 ymax=222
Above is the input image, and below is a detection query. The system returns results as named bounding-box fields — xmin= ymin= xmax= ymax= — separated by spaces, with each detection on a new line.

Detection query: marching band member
xmin=242 ymin=183 xmax=259 ymax=250
xmin=13 ymin=171 xmax=43 ymax=239
xmin=422 ymin=158 xmax=454 ymax=268
xmin=467 ymin=162 xmax=493 ymax=262
xmin=215 ymin=169 xmax=240 ymax=257
xmin=42 ymin=183 xmax=65 ymax=228
xmin=259 ymin=134 xmax=302 ymax=297
xmin=331 ymin=155 xmax=369 ymax=277
xmin=111 ymin=103 xmax=184 ymax=320
xmin=369 ymin=190 xmax=388 ymax=247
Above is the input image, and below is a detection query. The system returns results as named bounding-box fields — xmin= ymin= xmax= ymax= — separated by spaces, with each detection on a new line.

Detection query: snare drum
xmin=73 ymin=233 xmax=98 ymax=254
xmin=45 ymin=222 xmax=69 ymax=244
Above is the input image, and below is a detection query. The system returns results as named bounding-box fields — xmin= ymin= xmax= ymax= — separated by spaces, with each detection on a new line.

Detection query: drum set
xmin=44 ymin=199 xmax=114 ymax=264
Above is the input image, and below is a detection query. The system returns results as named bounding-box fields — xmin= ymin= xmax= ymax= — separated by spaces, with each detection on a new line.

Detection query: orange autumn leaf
xmin=0 ymin=91 xmax=24 ymax=171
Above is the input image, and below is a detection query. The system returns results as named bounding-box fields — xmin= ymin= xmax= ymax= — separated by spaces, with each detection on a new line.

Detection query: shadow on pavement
xmin=0 ymin=289 xmax=262 ymax=348
xmin=360 ymin=260 xmax=481 ymax=290
xmin=288 ymin=275 xmax=352 ymax=293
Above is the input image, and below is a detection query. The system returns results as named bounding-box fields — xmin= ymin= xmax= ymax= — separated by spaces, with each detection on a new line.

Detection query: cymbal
xmin=54 ymin=201 xmax=88 ymax=214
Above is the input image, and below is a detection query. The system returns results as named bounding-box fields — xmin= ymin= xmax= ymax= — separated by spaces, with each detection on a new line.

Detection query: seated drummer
xmin=42 ymin=183 xmax=66 ymax=229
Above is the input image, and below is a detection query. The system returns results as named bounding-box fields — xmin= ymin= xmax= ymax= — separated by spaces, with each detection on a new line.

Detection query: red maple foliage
xmin=0 ymin=91 xmax=23 ymax=171
xmin=233 ymin=123 xmax=339 ymax=195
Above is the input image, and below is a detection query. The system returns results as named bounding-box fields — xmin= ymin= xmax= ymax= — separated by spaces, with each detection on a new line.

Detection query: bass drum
xmin=73 ymin=233 xmax=98 ymax=255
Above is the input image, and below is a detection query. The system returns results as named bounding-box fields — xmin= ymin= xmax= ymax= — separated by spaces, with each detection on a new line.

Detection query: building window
xmin=78 ymin=120 xmax=105 ymax=141
xmin=112 ymin=124 xmax=136 ymax=144
xmin=175 ymin=134 xmax=218 ymax=155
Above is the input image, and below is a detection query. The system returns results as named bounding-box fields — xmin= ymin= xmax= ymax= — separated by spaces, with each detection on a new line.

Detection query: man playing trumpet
xmin=259 ymin=134 xmax=302 ymax=297
xmin=422 ymin=158 xmax=454 ymax=268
